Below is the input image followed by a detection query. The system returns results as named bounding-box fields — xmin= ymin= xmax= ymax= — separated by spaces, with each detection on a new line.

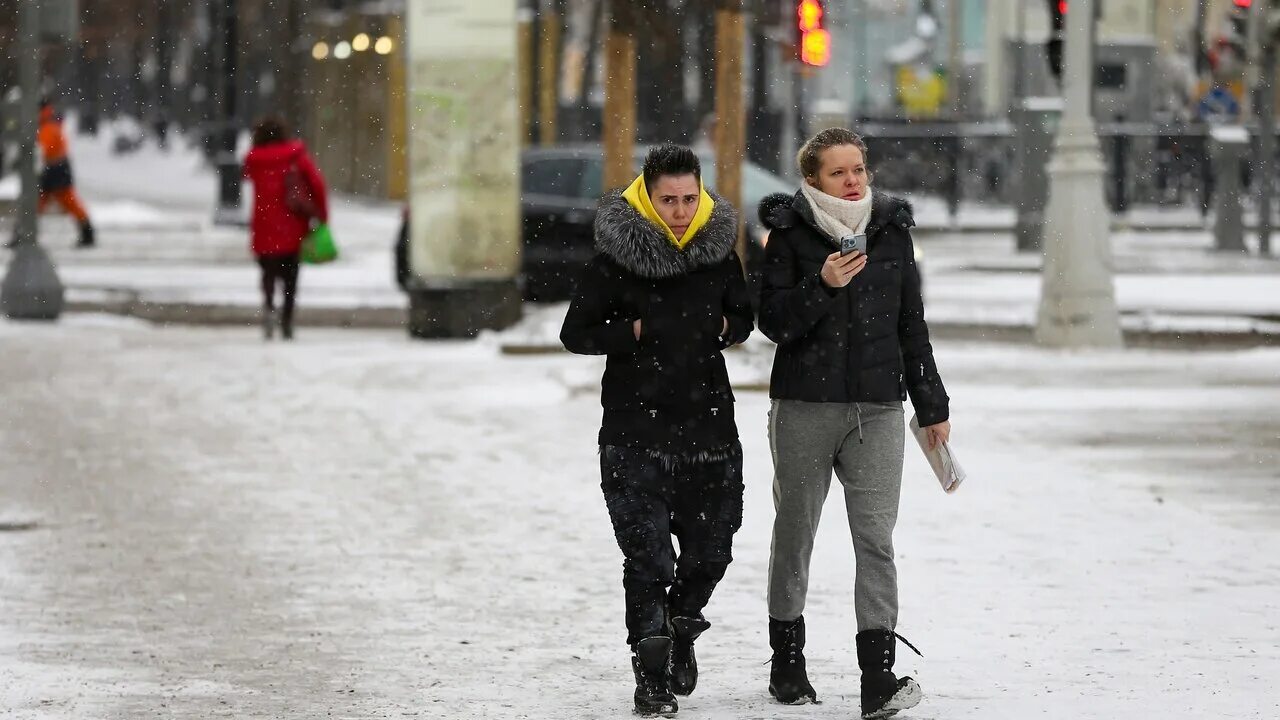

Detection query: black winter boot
xmin=631 ymin=636 xmax=678 ymax=717
xmin=76 ymin=222 xmax=95 ymax=248
xmin=856 ymin=630 xmax=922 ymax=719
xmin=768 ymin=616 xmax=817 ymax=705
xmin=668 ymin=615 xmax=711 ymax=696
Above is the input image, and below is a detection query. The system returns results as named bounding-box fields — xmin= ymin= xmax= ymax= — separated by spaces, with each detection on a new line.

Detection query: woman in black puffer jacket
xmin=758 ymin=128 xmax=951 ymax=720
xmin=561 ymin=144 xmax=753 ymax=717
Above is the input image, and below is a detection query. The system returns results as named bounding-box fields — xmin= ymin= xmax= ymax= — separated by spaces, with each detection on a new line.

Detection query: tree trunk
xmin=714 ymin=0 xmax=746 ymax=261
xmin=603 ymin=0 xmax=638 ymax=191
xmin=636 ymin=2 xmax=689 ymax=143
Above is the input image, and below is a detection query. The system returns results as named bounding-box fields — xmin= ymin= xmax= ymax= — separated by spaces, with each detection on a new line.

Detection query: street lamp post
xmin=2 ymin=0 xmax=66 ymax=321
xmin=1034 ymin=0 xmax=1122 ymax=348
xmin=212 ymin=0 xmax=242 ymax=226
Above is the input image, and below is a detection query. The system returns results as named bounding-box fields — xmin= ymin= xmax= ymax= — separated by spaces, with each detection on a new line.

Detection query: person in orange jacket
xmin=38 ymin=100 xmax=95 ymax=248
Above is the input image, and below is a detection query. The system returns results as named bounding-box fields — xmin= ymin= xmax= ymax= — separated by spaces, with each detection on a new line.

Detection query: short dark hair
xmin=797 ymin=127 xmax=869 ymax=179
xmin=252 ymin=116 xmax=290 ymax=147
xmin=642 ymin=144 xmax=701 ymax=189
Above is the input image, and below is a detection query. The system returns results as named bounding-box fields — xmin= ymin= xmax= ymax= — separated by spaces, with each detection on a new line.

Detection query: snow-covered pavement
xmin=1 ymin=119 xmax=407 ymax=318
xmin=3 ymin=120 xmax=1280 ymax=341
xmin=1 ymin=316 xmax=1277 ymax=719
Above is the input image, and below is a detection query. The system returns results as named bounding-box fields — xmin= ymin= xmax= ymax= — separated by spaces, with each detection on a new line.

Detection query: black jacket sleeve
xmin=560 ymin=257 xmax=640 ymax=356
xmin=719 ymin=253 xmax=754 ymax=348
xmin=898 ymin=229 xmax=949 ymax=426
xmin=758 ymin=229 xmax=838 ymax=346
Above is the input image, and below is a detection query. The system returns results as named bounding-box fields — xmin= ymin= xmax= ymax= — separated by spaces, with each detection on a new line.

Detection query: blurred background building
xmin=1 ymin=0 xmax=1278 ymax=206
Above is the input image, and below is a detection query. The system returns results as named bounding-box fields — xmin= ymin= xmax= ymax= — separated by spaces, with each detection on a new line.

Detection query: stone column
xmin=405 ymin=0 xmax=523 ymax=338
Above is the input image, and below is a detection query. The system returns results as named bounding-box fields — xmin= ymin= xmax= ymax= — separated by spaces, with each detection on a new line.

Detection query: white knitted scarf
xmin=799 ymin=183 xmax=874 ymax=242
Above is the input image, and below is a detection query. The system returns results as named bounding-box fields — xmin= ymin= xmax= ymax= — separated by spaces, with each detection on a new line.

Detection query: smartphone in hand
xmin=840 ymin=233 xmax=867 ymax=256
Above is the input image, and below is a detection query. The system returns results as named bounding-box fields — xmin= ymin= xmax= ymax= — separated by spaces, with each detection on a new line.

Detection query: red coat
xmin=242 ymin=140 xmax=329 ymax=257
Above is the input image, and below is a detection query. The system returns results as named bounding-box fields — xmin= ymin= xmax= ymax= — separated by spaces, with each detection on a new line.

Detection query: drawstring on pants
xmin=855 ymin=403 xmax=864 ymax=444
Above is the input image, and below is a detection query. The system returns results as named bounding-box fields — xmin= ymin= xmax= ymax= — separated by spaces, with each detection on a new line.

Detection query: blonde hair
xmin=797 ymin=128 xmax=869 ymax=180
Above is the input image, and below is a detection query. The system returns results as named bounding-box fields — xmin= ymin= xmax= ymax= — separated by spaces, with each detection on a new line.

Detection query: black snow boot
xmin=76 ymin=221 xmax=95 ymax=248
xmin=768 ymin=616 xmax=817 ymax=705
xmin=631 ymin=636 xmax=678 ymax=717
xmin=668 ymin=615 xmax=711 ymax=696
xmin=856 ymin=630 xmax=922 ymax=719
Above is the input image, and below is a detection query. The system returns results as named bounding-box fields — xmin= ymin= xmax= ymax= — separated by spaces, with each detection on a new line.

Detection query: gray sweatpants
xmin=767 ymin=399 xmax=905 ymax=631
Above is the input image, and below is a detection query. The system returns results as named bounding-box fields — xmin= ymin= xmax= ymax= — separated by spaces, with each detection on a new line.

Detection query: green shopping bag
xmin=301 ymin=223 xmax=338 ymax=264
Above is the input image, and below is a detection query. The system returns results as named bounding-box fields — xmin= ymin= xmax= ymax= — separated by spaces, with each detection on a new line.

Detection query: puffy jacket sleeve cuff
xmin=914 ymin=404 xmax=949 ymax=428
xmin=600 ymin=320 xmax=640 ymax=354
xmin=811 ymin=272 xmax=840 ymax=299
xmin=561 ymin=319 xmax=639 ymax=356
xmin=721 ymin=315 xmax=752 ymax=348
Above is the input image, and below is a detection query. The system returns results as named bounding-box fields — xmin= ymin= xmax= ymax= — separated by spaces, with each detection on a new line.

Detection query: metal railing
xmin=855 ymin=120 xmax=1277 ymax=220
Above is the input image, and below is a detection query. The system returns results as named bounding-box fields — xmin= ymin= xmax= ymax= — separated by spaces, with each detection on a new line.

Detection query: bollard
xmin=1200 ymin=136 xmax=1213 ymax=220
xmin=947 ymin=135 xmax=962 ymax=224
xmin=1014 ymin=97 xmax=1063 ymax=252
xmin=1210 ymin=125 xmax=1249 ymax=253
xmin=1112 ymin=129 xmax=1129 ymax=214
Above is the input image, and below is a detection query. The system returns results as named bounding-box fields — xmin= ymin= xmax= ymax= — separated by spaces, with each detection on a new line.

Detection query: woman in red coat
xmin=241 ymin=117 xmax=329 ymax=340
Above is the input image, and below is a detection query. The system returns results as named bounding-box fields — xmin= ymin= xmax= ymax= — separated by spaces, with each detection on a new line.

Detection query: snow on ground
xmin=1 ymin=317 xmax=1277 ymax=719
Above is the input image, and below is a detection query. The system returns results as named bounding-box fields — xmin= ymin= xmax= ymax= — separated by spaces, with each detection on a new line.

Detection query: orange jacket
xmin=38 ymin=106 xmax=69 ymax=164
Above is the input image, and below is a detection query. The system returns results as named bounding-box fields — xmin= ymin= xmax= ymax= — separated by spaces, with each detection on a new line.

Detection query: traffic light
xmin=797 ymin=0 xmax=831 ymax=67
xmin=1230 ymin=0 xmax=1250 ymax=38
xmin=1047 ymin=0 xmax=1066 ymax=81
xmin=1225 ymin=0 xmax=1280 ymax=51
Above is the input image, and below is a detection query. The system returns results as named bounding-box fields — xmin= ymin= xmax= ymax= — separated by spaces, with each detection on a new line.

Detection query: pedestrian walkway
xmin=0 ymin=119 xmax=406 ymax=327
xmin=1 ymin=317 xmax=1277 ymax=719
xmin=2 ymin=120 xmax=1277 ymax=345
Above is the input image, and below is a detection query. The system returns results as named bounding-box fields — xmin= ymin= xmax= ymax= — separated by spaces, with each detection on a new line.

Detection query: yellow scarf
xmin=621 ymin=174 xmax=715 ymax=250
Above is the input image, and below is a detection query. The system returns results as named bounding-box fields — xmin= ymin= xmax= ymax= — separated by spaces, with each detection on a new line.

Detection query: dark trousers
xmin=600 ymin=443 xmax=745 ymax=645
xmin=257 ymin=254 xmax=300 ymax=327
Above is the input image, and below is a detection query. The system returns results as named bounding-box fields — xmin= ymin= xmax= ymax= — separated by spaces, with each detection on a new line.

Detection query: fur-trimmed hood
xmin=594 ymin=190 xmax=739 ymax=279
xmin=757 ymin=190 xmax=915 ymax=248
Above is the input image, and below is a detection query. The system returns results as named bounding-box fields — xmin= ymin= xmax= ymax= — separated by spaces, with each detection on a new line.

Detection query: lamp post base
xmin=2 ymin=243 xmax=65 ymax=321
xmin=1035 ymin=123 xmax=1123 ymax=349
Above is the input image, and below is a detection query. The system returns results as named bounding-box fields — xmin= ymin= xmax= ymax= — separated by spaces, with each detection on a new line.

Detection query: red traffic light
xmin=1234 ymin=0 xmax=1251 ymax=7
xmin=801 ymin=28 xmax=831 ymax=67
xmin=798 ymin=0 xmax=823 ymax=32
xmin=797 ymin=0 xmax=830 ymax=67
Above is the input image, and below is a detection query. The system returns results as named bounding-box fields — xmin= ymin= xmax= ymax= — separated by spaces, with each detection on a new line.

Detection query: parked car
xmin=396 ymin=144 xmax=793 ymax=302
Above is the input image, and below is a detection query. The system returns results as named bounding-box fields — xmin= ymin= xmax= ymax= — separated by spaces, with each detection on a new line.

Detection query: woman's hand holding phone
xmin=820 ymin=250 xmax=867 ymax=288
